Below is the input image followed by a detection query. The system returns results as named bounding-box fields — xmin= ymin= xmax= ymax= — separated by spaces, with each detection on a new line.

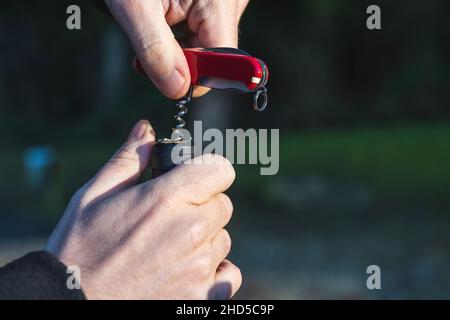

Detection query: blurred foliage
xmin=241 ymin=0 xmax=450 ymax=129
xmin=1 ymin=1 xmax=450 ymax=133
xmin=238 ymin=123 xmax=450 ymax=204
xmin=0 ymin=0 xmax=450 ymax=221
xmin=1 ymin=123 xmax=449 ymax=221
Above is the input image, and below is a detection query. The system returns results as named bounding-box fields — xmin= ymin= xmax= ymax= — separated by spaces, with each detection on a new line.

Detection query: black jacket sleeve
xmin=0 ymin=251 xmax=86 ymax=300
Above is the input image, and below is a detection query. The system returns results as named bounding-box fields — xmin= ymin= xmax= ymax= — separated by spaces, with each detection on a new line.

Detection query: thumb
xmin=108 ymin=0 xmax=191 ymax=99
xmin=84 ymin=120 xmax=156 ymax=204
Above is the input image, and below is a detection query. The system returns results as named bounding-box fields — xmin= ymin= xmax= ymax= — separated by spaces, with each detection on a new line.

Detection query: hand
xmin=45 ymin=120 xmax=241 ymax=300
xmin=105 ymin=0 xmax=250 ymax=99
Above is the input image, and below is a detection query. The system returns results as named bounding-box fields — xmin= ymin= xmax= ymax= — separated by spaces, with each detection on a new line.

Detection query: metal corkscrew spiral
xmin=146 ymin=47 xmax=269 ymax=178
xmin=173 ymin=87 xmax=194 ymax=130
xmin=151 ymin=87 xmax=195 ymax=178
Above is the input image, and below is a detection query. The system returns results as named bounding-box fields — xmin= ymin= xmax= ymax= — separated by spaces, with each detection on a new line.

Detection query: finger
xmin=107 ymin=0 xmax=191 ymax=99
xmin=132 ymin=58 xmax=210 ymax=98
xmin=210 ymin=260 xmax=242 ymax=300
xmin=237 ymin=0 xmax=250 ymax=14
xmin=187 ymin=0 xmax=241 ymax=48
xmin=193 ymin=86 xmax=211 ymax=98
xmin=198 ymin=194 xmax=233 ymax=240
xmin=210 ymin=229 xmax=232 ymax=270
xmin=151 ymin=154 xmax=236 ymax=205
xmin=84 ymin=120 xmax=155 ymax=204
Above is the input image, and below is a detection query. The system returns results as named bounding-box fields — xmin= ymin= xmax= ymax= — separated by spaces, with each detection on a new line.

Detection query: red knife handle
xmin=135 ymin=48 xmax=269 ymax=92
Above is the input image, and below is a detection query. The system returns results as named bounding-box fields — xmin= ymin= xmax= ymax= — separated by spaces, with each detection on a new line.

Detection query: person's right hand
xmin=105 ymin=0 xmax=250 ymax=99
xmin=45 ymin=120 xmax=241 ymax=300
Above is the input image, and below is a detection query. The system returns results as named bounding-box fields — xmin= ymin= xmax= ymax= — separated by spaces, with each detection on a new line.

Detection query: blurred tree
xmin=1 ymin=0 xmax=450 ymax=137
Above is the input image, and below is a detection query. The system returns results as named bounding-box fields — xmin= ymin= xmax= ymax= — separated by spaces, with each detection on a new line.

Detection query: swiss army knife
xmin=136 ymin=47 xmax=270 ymax=112
xmin=142 ymin=47 xmax=270 ymax=177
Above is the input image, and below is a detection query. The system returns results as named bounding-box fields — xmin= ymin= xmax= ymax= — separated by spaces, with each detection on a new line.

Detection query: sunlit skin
xmin=106 ymin=0 xmax=250 ymax=99
xmin=45 ymin=0 xmax=250 ymax=299
xmin=46 ymin=120 xmax=241 ymax=299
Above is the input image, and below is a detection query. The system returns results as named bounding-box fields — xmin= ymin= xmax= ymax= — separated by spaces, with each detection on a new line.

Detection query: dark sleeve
xmin=0 ymin=251 xmax=86 ymax=300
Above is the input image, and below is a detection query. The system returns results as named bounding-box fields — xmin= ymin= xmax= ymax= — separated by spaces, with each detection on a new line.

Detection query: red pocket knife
xmin=137 ymin=47 xmax=269 ymax=111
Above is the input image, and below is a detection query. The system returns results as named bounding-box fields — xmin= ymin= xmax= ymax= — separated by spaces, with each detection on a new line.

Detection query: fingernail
xmin=130 ymin=120 xmax=150 ymax=140
xmin=154 ymin=69 xmax=186 ymax=98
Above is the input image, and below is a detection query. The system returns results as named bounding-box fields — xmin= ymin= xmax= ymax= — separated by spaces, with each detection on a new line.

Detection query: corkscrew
xmin=136 ymin=47 xmax=270 ymax=177
xmin=181 ymin=47 xmax=269 ymax=112
xmin=171 ymin=86 xmax=194 ymax=141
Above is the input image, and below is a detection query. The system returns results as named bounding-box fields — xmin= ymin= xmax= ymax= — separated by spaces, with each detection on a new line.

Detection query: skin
xmin=105 ymin=0 xmax=250 ymax=98
xmin=46 ymin=120 xmax=241 ymax=299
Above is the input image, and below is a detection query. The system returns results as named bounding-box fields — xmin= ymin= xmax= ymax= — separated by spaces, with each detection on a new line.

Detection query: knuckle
xmin=189 ymin=219 xmax=209 ymax=248
xmin=220 ymin=230 xmax=232 ymax=254
xmin=218 ymin=157 xmax=236 ymax=184
xmin=233 ymin=264 xmax=243 ymax=288
xmin=70 ymin=185 xmax=89 ymax=208
xmin=166 ymin=0 xmax=193 ymax=19
xmin=216 ymin=194 xmax=233 ymax=219
xmin=202 ymin=154 xmax=236 ymax=183
xmin=191 ymin=0 xmax=210 ymax=15
xmin=195 ymin=256 xmax=213 ymax=278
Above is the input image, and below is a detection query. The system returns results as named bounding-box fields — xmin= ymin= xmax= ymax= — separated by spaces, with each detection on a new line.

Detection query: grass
xmin=235 ymin=123 xmax=450 ymax=201
xmin=1 ymin=122 xmax=449 ymax=221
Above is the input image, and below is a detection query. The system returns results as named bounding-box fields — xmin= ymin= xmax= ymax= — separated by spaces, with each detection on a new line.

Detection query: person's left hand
xmin=45 ymin=120 xmax=240 ymax=300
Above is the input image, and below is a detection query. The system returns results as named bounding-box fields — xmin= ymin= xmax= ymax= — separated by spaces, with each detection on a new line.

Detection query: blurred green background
xmin=1 ymin=0 xmax=450 ymax=299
